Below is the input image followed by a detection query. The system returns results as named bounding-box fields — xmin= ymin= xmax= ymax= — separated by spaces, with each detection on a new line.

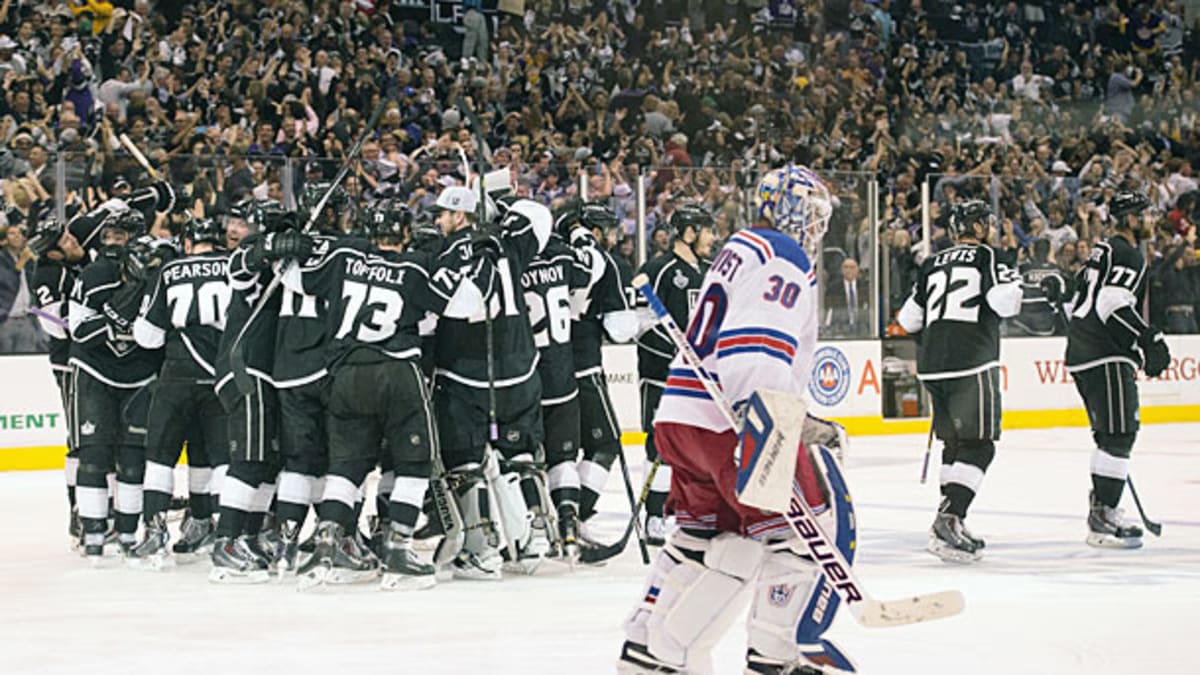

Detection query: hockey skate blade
xmin=208 ymin=566 xmax=270 ymax=584
xmin=851 ymin=590 xmax=966 ymax=628
xmin=926 ymin=537 xmax=982 ymax=564
xmin=126 ymin=553 xmax=175 ymax=572
xmin=380 ymin=572 xmax=437 ymax=591
xmin=325 ymin=568 xmax=381 ymax=585
xmin=1086 ymin=532 xmax=1144 ymax=549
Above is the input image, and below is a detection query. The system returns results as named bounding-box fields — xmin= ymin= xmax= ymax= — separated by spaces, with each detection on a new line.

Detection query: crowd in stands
xmin=2 ymin=0 xmax=1199 ymax=353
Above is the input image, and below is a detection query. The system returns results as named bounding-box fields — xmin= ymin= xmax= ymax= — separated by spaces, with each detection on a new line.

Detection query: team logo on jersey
xmin=809 ymin=346 xmax=851 ymax=406
xmin=410 ymin=434 xmax=421 ymax=446
xmin=506 ymin=430 xmax=521 ymax=443
xmin=673 ymin=269 xmax=690 ymax=289
xmin=80 ymin=421 xmax=95 ymax=436
xmin=768 ymin=583 xmax=794 ymax=607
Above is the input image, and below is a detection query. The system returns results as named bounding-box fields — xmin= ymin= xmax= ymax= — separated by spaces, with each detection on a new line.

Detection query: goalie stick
xmin=634 ymin=273 xmax=965 ymax=628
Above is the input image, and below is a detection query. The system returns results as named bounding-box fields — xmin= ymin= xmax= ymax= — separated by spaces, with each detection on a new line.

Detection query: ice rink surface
xmin=1 ymin=424 xmax=1197 ymax=675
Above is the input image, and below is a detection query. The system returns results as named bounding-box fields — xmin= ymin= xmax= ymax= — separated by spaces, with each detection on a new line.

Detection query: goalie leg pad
xmin=490 ymin=452 xmax=534 ymax=550
xmin=626 ymin=531 xmax=764 ymax=671
xmin=448 ymin=464 xmax=500 ymax=556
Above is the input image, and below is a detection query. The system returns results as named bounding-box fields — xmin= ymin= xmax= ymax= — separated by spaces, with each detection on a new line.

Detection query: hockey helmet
xmin=754 ymin=165 xmax=832 ymax=251
xmin=26 ymin=212 xmax=65 ymax=258
xmin=246 ymin=199 xmax=292 ymax=234
xmin=360 ymin=200 xmax=413 ymax=243
xmin=410 ymin=210 xmax=443 ymax=251
xmin=120 ymin=235 xmax=160 ymax=283
xmin=947 ymin=200 xmax=993 ymax=239
xmin=552 ymin=197 xmax=583 ymax=238
xmin=669 ymin=204 xmax=713 ymax=241
xmin=581 ymin=202 xmax=618 ymax=232
xmin=302 ymin=181 xmax=350 ymax=214
xmin=185 ymin=217 xmax=225 ymax=247
xmin=1110 ymin=191 xmax=1152 ymax=219
xmin=103 ymin=208 xmax=147 ymax=239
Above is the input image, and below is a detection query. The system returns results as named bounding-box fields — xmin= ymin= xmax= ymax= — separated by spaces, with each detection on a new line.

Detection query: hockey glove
xmin=1039 ymin=275 xmax=1064 ymax=304
xmin=1139 ymin=327 xmax=1171 ymax=378
xmin=102 ymin=283 xmax=145 ymax=338
xmin=469 ymin=230 xmax=502 ymax=263
xmin=262 ymin=230 xmax=315 ymax=261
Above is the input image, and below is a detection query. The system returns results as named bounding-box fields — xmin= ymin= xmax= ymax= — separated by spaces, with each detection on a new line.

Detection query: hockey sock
xmin=377 ymin=470 xmax=396 ymax=520
xmin=65 ymin=455 xmax=79 ymax=508
xmin=320 ymin=475 xmax=360 ymax=532
xmin=77 ymin=458 xmax=111 ymax=534
xmin=187 ymin=466 xmax=214 ymax=519
xmin=578 ymin=459 xmax=611 ymax=521
xmin=276 ymin=471 xmax=316 ymax=525
xmin=646 ymin=465 xmax=673 ymax=519
xmin=217 ymin=464 xmax=262 ymax=538
xmin=115 ymin=446 xmax=145 ymax=535
xmin=244 ymin=481 xmax=276 ymax=534
xmin=1090 ymin=447 xmax=1131 ymax=508
xmin=939 ymin=441 xmax=993 ymax=518
xmin=142 ymin=460 xmax=176 ymax=521
xmin=387 ymin=474 xmax=429 ymax=532
xmin=548 ymin=461 xmax=581 ymax=510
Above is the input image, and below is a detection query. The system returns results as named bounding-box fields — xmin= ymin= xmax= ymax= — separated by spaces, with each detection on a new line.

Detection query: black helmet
xmin=947 ymin=200 xmax=992 ymax=239
xmin=360 ymin=200 xmax=412 ymax=243
xmin=670 ymin=204 xmax=713 ymax=240
xmin=120 ymin=235 xmax=159 ymax=283
xmin=104 ymin=209 xmax=147 ymax=238
xmin=552 ymin=197 xmax=583 ymax=238
xmin=581 ymin=202 xmax=618 ymax=231
xmin=302 ymin=181 xmax=349 ymax=214
xmin=410 ymin=210 xmax=443 ymax=251
xmin=1110 ymin=191 xmax=1151 ymax=219
xmin=247 ymin=199 xmax=291 ymax=233
xmin=185 ymin=217 xmax=224 ymax=247
xmin=27 ymin=212 xmax=65 ymax=258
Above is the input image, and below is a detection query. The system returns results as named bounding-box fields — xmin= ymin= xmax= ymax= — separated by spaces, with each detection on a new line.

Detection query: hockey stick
xmin=919 ymin=420 xmax=934 ymax=484
xmin=118 ymin=133 xmax=160 ymax=181
xmin=579 ymin=459 xmax=658 ymax=564
xmin=1125 ymin=476 xmax=1162 ymax=536
xmin=616 ymin=445 xmax=652 ymax=564
xmin=227 ymin=101 xmax=386 ymax=389
xmin=635 ymin=273 xmax=965 ymax=628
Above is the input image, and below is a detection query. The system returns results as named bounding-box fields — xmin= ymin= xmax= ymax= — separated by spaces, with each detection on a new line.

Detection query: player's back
xmin=908 ymin=243 xmax=1008 ymax=379
xmin=1066 ymin=236 xmax=1147 ymax=370
xmin=521 ymin=235 xmax=588 ymax=403
xmin=572 ymin=239 xmax=629 ymax=376
xmin=656 ymin=228 xmax=818 ymax=433
xmin=273 ymin=235 xmax=338 ymax=388
xmin=135 ymin=250 xmax=231 ymax=380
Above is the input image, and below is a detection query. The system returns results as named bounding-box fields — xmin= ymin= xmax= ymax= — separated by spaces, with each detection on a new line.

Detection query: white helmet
xmin=754 ymin=165 xmax=833 ymax=252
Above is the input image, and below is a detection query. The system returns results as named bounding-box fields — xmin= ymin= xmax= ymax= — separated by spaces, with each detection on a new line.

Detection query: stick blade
xmin=852 ymin=590 xmax=965 ymax=628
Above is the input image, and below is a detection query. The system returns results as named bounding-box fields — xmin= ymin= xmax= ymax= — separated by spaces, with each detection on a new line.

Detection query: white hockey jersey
xmin=655 ymin=228 xmax=819 ymax=433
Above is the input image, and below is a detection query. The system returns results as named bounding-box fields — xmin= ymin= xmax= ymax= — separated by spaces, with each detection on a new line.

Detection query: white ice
xmin=1 ymin=424 xmax=1197 ymax=675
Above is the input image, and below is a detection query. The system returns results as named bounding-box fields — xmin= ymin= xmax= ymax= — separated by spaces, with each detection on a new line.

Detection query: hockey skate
xmin=556 ymin=504 xmax=580 ymax=563
xmin=171 ymin=514 xmax=216 ymax=563
xmin=645 ymin=515 xmax=668 ymax=547
xmin=616 ymin=641 xmax=681 ymax=674
xmin=81 ymin=532 xmax=109 ymax=567
xmin=745 ymin=644 xmax=857 ymax=675
xmin=126 ymin=514 xmax=173 ymax=570
xmin=297 ymin=521 xmax=380 ymax=590
xmin=504 ymin=518 xmax=551 ymax=575
xmin=927 ymin=513 xmax=982 ymax=563
xmin=208 ymin=535 xmax=270 ymax=584
xmin=380 ymin=527 xmax=436 ymax=591
xmin=1086 ymin=493 xmax=1143 ymax=549
xmin=275 ymin=520 xmax=303 ymax=578
xmin=450 ymin=548 xmax=503 ymax=581
xmin=68 ymin=507 xmax=82 ymax=552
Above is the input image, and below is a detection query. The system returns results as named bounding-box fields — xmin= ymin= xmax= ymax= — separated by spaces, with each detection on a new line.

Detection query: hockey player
xmin=897 ymin=200 xmax=1022 ymax=563
xmin=285 ymin=201 xmax=477 ymax=590
xmin=65 ymin=181 xmax=175 ymax=259
xmin=1010 ymin=238 xmax=1067 ymax=336
xmin=618 ymin=166 xmax=857 ymax=674
xmin=28 ymin=214 xmax=87 ymax=545
xmin=68 ymin=212 xmax=165 ymax=560
xmin=557 ymin=201 xmax=639 ymax=544
xmin=208 ymin=200 xmax=305 ymax=583
xmin=1064 ymin=190 xmax=1169 ymax=548
xmin=431 ymin=186 xmax=551 ymax=580
xmin=126 ymin=218 xmax=231 ymax=568
xmin=633 ymin=204 xmax=715 ymax=544
xmin=518 ymin=204 xmax=596 ymax=562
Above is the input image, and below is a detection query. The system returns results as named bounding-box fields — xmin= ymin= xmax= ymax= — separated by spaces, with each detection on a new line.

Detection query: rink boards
xmin=2 ymin=335 xmax=1198 ymax=470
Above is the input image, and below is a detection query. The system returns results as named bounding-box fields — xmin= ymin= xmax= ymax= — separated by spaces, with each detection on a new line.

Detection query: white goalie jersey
xmin=655 ymin=228 xmax=819 ymax=433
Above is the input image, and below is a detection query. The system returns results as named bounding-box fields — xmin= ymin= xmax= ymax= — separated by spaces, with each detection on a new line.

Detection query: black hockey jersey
xmin=31 ymin=258 xmax=78 ymax=371
xmin=273 ymin=235 xmax=339 ymax=388
xmin=1013 ymin=260 xmax=1066 ymax=336
xmin=897 ymin=243 xmax=1022 ymax=379
xmin=434 ymin=220 xmax=546 ymax=390
xmin=215 ymin=237 xmax=278 ymax=405
xmin=635 ymin=251 xmax=708 ymax=383
xmin=291 ymin=244 xmax=452 ymax=367
xmin=1065 ymin=235 xmax=1148 ymax=372
xmin=134 ymin=250 xmax=231 ymax=381
xmin=68 ymin=256 xmax=163 ymax=388
xmin=571 ymin=233 xmax=634 ymax=376
xmin=520 ymin=234 xmax=592 ymax=403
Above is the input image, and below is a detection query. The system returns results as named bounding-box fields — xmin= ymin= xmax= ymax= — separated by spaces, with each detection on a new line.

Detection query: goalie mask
xmin=754 ymin=165 xmax=832 ymax=253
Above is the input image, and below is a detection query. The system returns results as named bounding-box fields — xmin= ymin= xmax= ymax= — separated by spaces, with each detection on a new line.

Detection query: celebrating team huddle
xmin=23 ymin=157 xmax=1171 ymax=674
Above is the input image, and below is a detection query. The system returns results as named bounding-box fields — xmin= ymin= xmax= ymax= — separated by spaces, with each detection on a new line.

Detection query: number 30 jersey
xmin=897 ymin=243 xmax=1022 ymax=379
xmin=655 ymin=228 xmax=820 ymax=433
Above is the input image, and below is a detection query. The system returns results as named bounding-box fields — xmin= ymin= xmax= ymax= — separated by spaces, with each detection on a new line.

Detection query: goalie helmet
xmin=185 ymin=217 xmax=224 ymax=247
xmin=1110 ymin=190 xmax=1151 ymax=219
xmin=754 ymin=165 xmax=832 ymax=252
xmin=947 ymin=200 xmax=993 ymax=239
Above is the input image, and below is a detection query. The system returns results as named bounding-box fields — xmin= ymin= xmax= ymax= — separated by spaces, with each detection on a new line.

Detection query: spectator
xmin=0 ymin=221 xmax=44 ymax=353
xmin=825 ymin=257 xmax=869 ymax=338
